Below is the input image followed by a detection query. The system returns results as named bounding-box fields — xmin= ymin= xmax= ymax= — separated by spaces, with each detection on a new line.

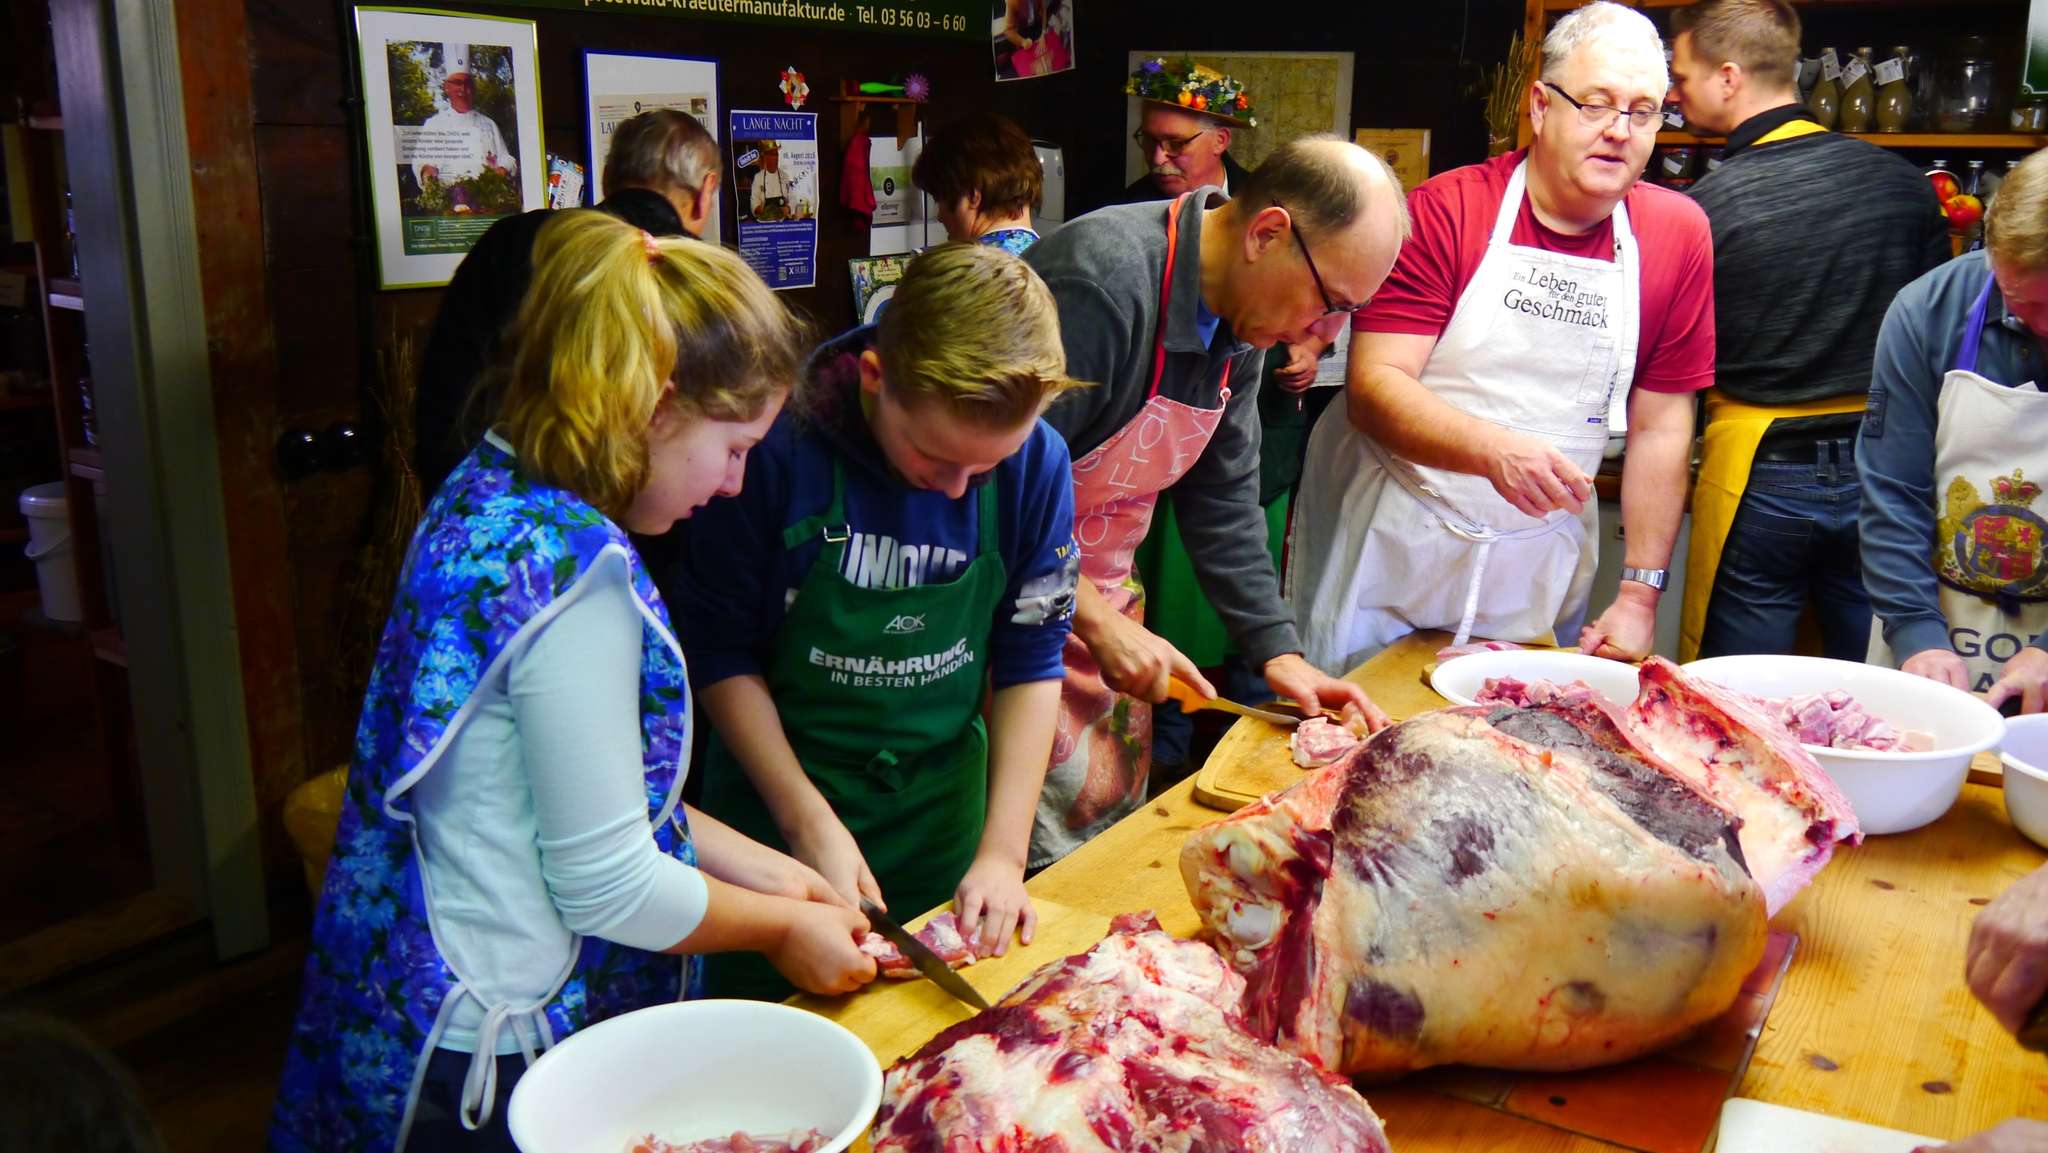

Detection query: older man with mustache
xmin=1121 ymin=58 xmax=1254 ymax=203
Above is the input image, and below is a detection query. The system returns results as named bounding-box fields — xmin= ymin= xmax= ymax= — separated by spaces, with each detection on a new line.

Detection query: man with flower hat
xmin=1123 ymin=58 xmax=1256 ymax=203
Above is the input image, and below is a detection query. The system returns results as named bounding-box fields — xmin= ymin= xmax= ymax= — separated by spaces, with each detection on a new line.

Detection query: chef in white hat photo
xmin=412 ymin=43 xmax=516 ymax=190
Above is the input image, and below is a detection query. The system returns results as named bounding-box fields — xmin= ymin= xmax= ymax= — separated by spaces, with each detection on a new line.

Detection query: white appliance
xmin=1034 ymin=141 xmax=1066 ymax=237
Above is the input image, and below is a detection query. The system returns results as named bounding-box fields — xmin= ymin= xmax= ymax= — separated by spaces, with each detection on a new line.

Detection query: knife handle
xmin=2019 ymin=995 xmax=2048 ymax=1053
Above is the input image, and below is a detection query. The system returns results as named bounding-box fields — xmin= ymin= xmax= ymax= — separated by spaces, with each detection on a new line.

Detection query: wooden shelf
xmin=0 ymin=391 xmax=51 ymax=412
xmin=0 ymin=524 xmax=27 ymax=544
xmin=47 ymin=276 xmax=82 ymax=312
xmin=1657 ymin=131 xmax=2048 ymax=149
xmin=90 ymin=627 xmax=126 ymax=668
xmin=69 ymin=447 xmax=102 ymax=480
xmin=25 ymin=114 xmax=62 ymax=132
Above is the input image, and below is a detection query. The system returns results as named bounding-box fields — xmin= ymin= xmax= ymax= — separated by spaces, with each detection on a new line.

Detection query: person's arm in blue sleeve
xmin=665 ymin=429 xmax=794 ymax=685
xmin=989 ymin=423 xmax=1078 ymax=689
xmin=1857 ymin=289 xmax=1952 ymax=664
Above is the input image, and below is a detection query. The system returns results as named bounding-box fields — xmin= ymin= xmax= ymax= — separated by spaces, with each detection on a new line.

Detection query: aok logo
xmin=883 ymin=613 xmax=926 ymax=636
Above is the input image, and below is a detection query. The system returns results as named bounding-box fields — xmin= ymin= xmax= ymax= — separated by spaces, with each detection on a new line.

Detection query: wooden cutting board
xmin=789 ymin=900 xmax=1110 ymax=1068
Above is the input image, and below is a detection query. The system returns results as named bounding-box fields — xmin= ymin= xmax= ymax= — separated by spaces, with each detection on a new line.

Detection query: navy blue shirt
xmin=1859 ymin=250 xmax=2048 ymax=662
xmin=669 ymin=327 xmax=1079 ymax=689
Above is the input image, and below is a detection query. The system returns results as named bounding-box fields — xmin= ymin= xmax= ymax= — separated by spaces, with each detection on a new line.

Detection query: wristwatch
xmin=1621 ymin=566 xmax=1669 ymax=592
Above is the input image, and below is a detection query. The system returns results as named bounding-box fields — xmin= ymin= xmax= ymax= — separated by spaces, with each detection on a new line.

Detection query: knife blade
xmin=860 ymin=899 xmax=990 ymax=1012
xmin=1165 ymin=677 xmax=1301 ymax=727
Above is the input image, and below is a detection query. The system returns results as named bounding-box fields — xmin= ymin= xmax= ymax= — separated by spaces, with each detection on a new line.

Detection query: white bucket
xmin=20 ymin=482 xmax=80 ymax=623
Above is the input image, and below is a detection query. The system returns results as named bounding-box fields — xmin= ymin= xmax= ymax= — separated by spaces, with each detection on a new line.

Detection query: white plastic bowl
xmin=1683 ymin=655 xmax=2005 ymax=835
xmin=1430 ymin=649 xmax=1642 ymax=709
xmin=507 ymin=1000 xmax=881 ymax=1153
xmin=2001 ymin=714 xmax=2048 ymax=850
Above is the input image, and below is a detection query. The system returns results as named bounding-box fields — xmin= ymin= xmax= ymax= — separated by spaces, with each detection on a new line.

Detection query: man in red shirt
xmin=1289 ymin=0 xmax=1715 ymax=672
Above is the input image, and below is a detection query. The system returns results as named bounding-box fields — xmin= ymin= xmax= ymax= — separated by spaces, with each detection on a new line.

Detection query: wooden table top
xmin=821 ymin=632 xmax=2047 ymax=1147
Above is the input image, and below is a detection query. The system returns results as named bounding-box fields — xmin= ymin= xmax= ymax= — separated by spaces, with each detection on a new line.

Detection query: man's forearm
xmin=1617 ymin=417 xmax=1691 ymax=573
xmin=1348 ymin=363 xmax=1501 ymax=476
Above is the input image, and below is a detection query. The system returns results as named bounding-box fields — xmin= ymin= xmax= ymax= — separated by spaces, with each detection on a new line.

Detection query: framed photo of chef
xmin=353 ymin=7 xmax=544 ymax=288
xmin=583 ymin=51 xmax=723 ymax=245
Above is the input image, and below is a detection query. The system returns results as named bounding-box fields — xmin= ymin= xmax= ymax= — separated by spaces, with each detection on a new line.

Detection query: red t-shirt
xmin=1353 ymin=151 xmax=1716 ymax=395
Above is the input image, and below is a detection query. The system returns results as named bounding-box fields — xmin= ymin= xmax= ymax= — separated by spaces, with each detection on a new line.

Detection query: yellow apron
xmin=1677 ymin=117 xmax=1871 ymax=662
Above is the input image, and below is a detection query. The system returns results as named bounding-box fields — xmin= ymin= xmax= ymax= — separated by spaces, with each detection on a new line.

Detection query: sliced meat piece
xmin=1289 ymin=716 xmax=1363 ymax=768
xmin=627 ymin=1130 xmax=826 ymax=1153
xmin=872 ymin=917 xmax=1388 ymax=1152
xmin=861 ymin=911 xmax=981 ymax=979
xmin=1476 ymin=676 xmax=1599 ymax=709
xmin=1184 ymin=697 xmax=1767 ymax=1078
xmin=1437 ymin=640 xmax=1526 ymax=661
xmin=1628 ymin=658 xmax=1861 ymax=915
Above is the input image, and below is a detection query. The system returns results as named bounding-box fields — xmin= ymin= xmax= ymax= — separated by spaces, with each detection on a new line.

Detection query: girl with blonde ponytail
xmin=272 ymin=210 xmax=876 ymax=1153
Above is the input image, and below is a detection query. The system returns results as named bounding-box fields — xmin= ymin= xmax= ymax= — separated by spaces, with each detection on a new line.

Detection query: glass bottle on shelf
xmin=1965 ymin=159 xmax=1987 ymax=198
xmin=78 ymin=341 xmax=96 ymax=448
xmin=2014 ymin=96 xmax=2048 ymax=134
xmin=1839 ymin=47 xmax=1876 ymax=133
xmin=1936 ymin=39 xmax=1998 ymax=133
xmin=1874 ymin=47 xmax=1913 ymax=133
xmin=1809 ymin=48 xmax=1842 ymax=130
xmin=63 ymin=188 xmax=79 ymax=279
xmin=1981 ymin=163 xmax=2005 ymax=205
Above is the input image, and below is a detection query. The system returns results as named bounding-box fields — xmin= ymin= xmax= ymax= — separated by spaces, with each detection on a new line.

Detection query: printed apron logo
xmin=883 ymin=612 xmax=927 ymax=636
xmin=1504 ymin=264 xmax=1610 ymax=329
xmin=1939 ymin=468 xmax=2048 ymax=597
xmin=808 ymin=637 xmax=975 ymax=687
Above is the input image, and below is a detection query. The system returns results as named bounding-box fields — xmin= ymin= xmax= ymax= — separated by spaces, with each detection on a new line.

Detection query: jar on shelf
xmin=1704 ymin=146 xmax=1728 ymax=177
xmin=1809 ymin=48 xmax=1842 ymax=130
xmin=1840 ymin=47 xmax=1876 ymax=133
xmin=1874 ymin=47 xmax=1913 ymax=133
xmin=1797 ymin=57 xmax=1820 ymax=106
xmin=2014 ymin=97 xmax=2048 ymax=133
xmin=1936 ymin=39 xmax=1999 ymax=133
xmin=1657 ymin=146 xmax=1697 ymax=190
xmin=77 ymin=342 xmax=96 ymax=448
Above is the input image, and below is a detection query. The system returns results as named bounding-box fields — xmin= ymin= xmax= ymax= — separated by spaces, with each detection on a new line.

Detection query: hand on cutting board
xmin=789 ymin=815 xmax=885 ymax=912
xmin=767 ymin=901 xmax=876 ymax=996
xmin=1967 ymin=863 xmax=2048 ymax=1035
xmin=1077 ymin=586 xmax=1213 ymax=704
xmin=1987 ymin=647 xmax=2048 ymax=716
xmin=1579 ymin=585 xmax=1658 ymax=662
xmin=1915 ymin=1119 xmax=2048 ymax=1153
xmin=1263 ymin=654 xmax=1390 ymax=732
xmin=1905 ymin=647 xmax=1972 ymax=691
xmin=1485 ymin=429 xmax=1593 ymax=518
xmin=955 ymin=854 xmax=1037 ymax=959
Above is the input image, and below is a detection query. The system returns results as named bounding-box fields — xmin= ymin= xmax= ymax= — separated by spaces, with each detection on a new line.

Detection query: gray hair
xmin=1237 ymin=135 xmax=1412 ymax=244
xmin=602 ymin=109 xmax=719 ymax=199
xmin=1542 ymin=1 xmax=1669 ymax=87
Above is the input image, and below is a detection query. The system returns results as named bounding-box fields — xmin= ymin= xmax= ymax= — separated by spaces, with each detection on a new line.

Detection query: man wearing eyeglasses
xmin=1120 ymin=58 xmax=1255 ymax=203
xmin=1021 ymin=136 xmax=1407 ymax=867
xmin=1290 ymin=1 xmax=1716 ymax=673
xmin=412 ymin=45 xmax=516 ymax=189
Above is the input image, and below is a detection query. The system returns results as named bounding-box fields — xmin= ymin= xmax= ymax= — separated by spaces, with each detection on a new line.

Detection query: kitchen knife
xmin=860 ymin=898 xmax=990 ymax=1012
xmin=2020 ymin=994 xmax=2048 ymax=1052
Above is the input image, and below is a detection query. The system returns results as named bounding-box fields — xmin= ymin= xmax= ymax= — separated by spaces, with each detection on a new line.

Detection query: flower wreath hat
xmin=1126 ymin=57 xmax=1256 ymax=128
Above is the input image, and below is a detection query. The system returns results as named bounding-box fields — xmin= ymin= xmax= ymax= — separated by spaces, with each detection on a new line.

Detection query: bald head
xmin=1216 ymin=136 xmax=1409 ymax=348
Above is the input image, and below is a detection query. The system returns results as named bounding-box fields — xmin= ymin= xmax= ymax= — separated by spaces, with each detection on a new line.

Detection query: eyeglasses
xmin=1541 ymin=81 xmax=1659 ymax=133
xmin=1273 ymin=200 xmax=1354 ymax=316
xmin=1131 ymin=127 xmax=1211 ymax=157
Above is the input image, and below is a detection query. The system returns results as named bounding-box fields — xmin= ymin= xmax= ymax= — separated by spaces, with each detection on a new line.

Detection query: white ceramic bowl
xmin=2001 ymin=714 xmax=2048 ymax=850
xmin=1683 ymin=655 xmax=2005 ymax=835
xmin=507 ymin=1000 xmax=882 ymax=1153
xmin=1430 ymin=649 xmax=1643 ymax=709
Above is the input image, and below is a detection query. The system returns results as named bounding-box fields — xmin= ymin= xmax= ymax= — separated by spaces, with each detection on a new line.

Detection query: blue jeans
xmin=1698 ymin=451 xmax=1871 ymax=661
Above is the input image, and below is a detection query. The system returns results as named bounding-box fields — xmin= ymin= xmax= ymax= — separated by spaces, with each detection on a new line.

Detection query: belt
xmin=1754 ymin=436 xmax=1856 ymax=465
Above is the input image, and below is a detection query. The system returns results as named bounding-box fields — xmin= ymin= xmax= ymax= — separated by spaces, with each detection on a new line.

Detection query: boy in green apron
xmin=667 ymin=244 xmax=1085 ymax=999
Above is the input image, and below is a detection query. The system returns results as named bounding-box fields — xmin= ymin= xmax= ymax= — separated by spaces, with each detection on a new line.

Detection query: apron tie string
xmin=1455 ymin=538 xmax=1494 ymax=648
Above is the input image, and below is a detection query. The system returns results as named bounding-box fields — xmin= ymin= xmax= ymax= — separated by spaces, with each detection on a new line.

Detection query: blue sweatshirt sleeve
xmin=1856 ymin=286 xmax=1953 ymax=662
xmin=990 ymin=422 xmax=1079 ymax=688
xmin=667 ymin=422 xmax=797 ymax=685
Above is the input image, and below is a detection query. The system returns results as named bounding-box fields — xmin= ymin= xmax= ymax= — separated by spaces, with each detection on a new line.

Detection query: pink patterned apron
xmin=1032 ymin=193 xmax=1231 ymax=866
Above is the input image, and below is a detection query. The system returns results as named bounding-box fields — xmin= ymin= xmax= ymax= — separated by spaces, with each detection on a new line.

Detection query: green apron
xmin=699 ymin=456 xmax=1007 ymax=999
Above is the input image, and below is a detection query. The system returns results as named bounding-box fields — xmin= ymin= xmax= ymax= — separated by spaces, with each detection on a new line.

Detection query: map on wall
xmin=1123 ymin=50 xmax=1353 ymax=184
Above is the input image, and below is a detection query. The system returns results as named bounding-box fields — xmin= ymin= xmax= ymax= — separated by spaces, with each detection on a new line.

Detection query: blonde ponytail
xmin=497 ymin=210 xmax=802 ymax=516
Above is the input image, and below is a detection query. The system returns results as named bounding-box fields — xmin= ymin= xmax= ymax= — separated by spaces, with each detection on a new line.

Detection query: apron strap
xmin=1150 ymin=193 xmax=1193 ymax=401
xmin=1955 ymin=274 xmax=1997 ymax=377
xmin=780 ymin=454 xmax=851 ymax=555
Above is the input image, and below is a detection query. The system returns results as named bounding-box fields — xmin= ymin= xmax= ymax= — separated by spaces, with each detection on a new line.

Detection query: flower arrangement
xmin=1126 ymin=57 xmax=1256 ymax=128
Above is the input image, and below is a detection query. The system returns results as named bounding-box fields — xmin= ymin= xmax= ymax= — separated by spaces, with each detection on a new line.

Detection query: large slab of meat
xmin=1182 ymin=660 xmax=1857 ymax=1079
xmin=870 ymin=913 xmax=1389 ymax=1152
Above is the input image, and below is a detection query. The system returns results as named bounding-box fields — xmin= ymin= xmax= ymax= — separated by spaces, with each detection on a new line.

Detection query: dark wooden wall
xmin=231 ymin=0 xmax=1520 ymax=883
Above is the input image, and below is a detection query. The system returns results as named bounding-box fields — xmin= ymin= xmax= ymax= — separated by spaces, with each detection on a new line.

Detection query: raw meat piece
xmin=1184 ymin=694 xmax=1769 ymax=1077
xmin=871 ymin=914 xmax=1389 ymax=1152
xmin=1476 ymin=676 xmax=1599 ymax=709
xmin=860 ymin=911 xmax=979 ymax=978
xmin=1290 ymin=716 xmax=1362 ymax=768
xmin=627 ymin=1129 xmax=826 ymax=1153
xmin=1767 ymin=691 xmax=1924 ymax=752
xmin=1627 ymin=658 xmax=1861 ymax=915
xmin=1436 ymin=640 xmax=1525 ymax=661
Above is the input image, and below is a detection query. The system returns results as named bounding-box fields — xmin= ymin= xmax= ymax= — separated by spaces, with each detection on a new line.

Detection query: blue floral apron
xmin=270 ymin=438 xmax=702 ymax=1153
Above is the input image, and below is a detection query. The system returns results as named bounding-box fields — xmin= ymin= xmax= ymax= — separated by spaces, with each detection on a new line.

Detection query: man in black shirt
xmin=413 ymin=109 xmax=722 ymax=494
xmin=1669 ymin=0 xmax=1948 ymax=661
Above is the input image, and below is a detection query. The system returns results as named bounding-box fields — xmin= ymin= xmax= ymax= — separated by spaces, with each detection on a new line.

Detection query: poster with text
xmin=355 ymin=7 xmax=543 ymax=288
xmin=584 ymin=51 xmax=722 ymax=244
xmin=731 ymin=110 xmax=818 ymax=291
xmin=993 ymin=0 xmax=1074 ymax=81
